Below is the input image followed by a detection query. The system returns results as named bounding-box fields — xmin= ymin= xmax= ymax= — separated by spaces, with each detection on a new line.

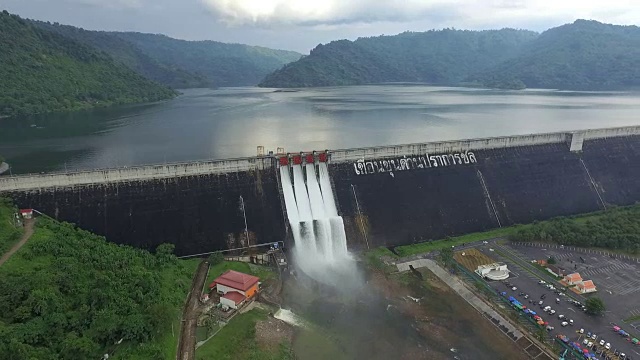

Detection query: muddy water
xmin=282 ymin=264 xmax=528 ymax=360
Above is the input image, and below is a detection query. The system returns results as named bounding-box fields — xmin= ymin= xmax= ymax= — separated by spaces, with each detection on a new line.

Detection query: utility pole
xmin=351 ymin=184 xmax=370 ymax=250
xmin=239 ymin=195 xmax=249 ymax=246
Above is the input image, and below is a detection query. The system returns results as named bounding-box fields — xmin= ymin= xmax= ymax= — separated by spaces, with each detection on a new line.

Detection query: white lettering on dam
xmin=353 ymin=151 xmax=477 ymax=175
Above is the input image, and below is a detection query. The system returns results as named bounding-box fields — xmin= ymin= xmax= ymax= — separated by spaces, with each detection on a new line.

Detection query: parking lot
xmin=473 ymin=243 xmax=640 ymax=359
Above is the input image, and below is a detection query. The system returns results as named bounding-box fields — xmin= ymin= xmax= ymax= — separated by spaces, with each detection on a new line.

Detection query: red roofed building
xmin=19 ymin=209 xmax=33 ymax=219
xmin=220 ymin=291 xmax=246 ymax=309
xmin=563 ymin=272 xmax=583 ymax=285
xmin=210 ymin=270 xmax=259 ymax=299
xmin=576 ymin=280 xmax=597 ymax=294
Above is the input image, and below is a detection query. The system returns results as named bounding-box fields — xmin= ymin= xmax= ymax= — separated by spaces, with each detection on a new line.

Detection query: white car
xmin=549 ymin=310 xmax=556 ymax=315
xmin=569 ymin=319 xmax=574 ymax=325
xmin=587 ymin=341 xmax=593 ymax=348
xmin=599 ymin=339 xmax=605 ymax=346
xmin=561 ymin=321 xmax=569 ymax=327
xmin=579 ymin=328 xmax=585 ymax=334
xmin=482 ymin=241 xmax=489 ymax=244
xmin=539 ymin=280 xmax=546 ymax=285
xmin=583 ymin=339 xmax=589 ymax=345
xmin=591 ymin=334 xmax=597 ymax=340
xmin=558 ymin=314 xmax=565 ymax=319
xmin=512 ymin=286 xmax=517 ymax=291
xmin=605 ymin=343 xmax=610 ymax=350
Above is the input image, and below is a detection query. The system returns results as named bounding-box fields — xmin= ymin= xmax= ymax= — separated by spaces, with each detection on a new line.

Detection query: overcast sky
xmin=1 ymin=0 xmax=638 ymax=53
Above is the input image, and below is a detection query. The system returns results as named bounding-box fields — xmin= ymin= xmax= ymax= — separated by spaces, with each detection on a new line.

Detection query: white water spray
xmin=280 ymin=159 xmax=351 ymax=282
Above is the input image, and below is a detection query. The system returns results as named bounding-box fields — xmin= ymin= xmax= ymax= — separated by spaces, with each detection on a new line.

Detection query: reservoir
xmin=1 ymin=85 xmax=640 ymax=174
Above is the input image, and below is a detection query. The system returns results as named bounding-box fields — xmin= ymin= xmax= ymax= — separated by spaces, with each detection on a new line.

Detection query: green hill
xmin=469 ymin=20 xmax=640 ymax=90
xmin=0 ymin=11 xmax=176 ymax=118
xmin=32 ymin=21 xmax=209 ymax=89
xmin=0 ymin=198 xmax=199 ymax=359
xmin=258 ymin=29 xmax=538 ymax=88
xmin=113 ymin=32 xmax=302 ymax=87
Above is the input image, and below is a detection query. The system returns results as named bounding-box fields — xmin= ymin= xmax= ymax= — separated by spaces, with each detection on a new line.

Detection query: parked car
xmin=599 ymin=340 xmax=605 ymax=346
xmin=558 ymin=315 xmax=565 ymax=320
xmin=512 ymin=286 xmax=517 ymax=291
xmin=569 ymin=319 xmax=574 ymax=325
xmin=588 ymin=341 xmax=593 ymax=348
xmin=539 ymin=301 xmax=544 ymax=306
xmin=539 ymin=280 xmax=546 ymax=285
xmin=549 ymin=310 xmax=556 ymax=315
xmin=580 ymin=328 xmax=585 ymax=334
xmin=546 ymin=326 xmax=555 ymax=331
xmin=583 ymin=339 xmax=590 ymax=345
xmin=591 ymin=334 xmax=597 ymax=340
xmin=605 ymin=343 xmax=611 ymax=350
xmin=556 ymin=298 xmax=561 ymax=304
xmin=562 ymin=321 xmax=569 ymax=327
xmin=524 ymin=294 xmax=529 ymax=299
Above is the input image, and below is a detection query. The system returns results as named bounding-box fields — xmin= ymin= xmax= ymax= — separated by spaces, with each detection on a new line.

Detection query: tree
xmin=208 ymin=252 xmax=224 ymax=265
xmin=155 ymin=243 xmax=176 ymax=264
xmin=585 ymin=297 xmax=606 ymax=315
xmin=547 ymin=256 xmax=556 ymax=264
xmin=0 ymin=154 xmax=5 ymax=163
xmin=438 ymin=247 xmax=454 ymax=268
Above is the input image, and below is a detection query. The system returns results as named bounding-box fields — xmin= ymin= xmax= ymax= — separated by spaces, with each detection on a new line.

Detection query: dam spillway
xmin=1 ymin=125 xmax=640 ymax=255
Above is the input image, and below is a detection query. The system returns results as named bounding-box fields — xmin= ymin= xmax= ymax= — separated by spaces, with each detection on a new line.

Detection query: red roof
xmin=221 ymin=291 xmax=245 ymax=305
xmin=20 ymin=209 xmax=33 ymax=214
xmin=211 ymin=270 xmax=259 ymax=292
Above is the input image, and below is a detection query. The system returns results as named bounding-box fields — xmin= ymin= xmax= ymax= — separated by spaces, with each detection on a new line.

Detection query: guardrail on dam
xmin=1 ymin=125 xmax=640 ymax=255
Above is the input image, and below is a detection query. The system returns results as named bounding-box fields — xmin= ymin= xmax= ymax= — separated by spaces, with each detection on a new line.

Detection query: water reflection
xmin=1 ymin=85 xmax=639 ymax=174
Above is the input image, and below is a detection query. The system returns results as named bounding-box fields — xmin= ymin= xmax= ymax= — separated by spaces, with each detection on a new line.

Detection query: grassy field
xmin=0 ymin=198 xmax=22 ymax=255
xmin=394 ymin=226 xmax=519 ymax=257
xmin=195 ymin=308 xmax=292 ymax=360
xmin=454 ymin=248 xmax=496 ymax=272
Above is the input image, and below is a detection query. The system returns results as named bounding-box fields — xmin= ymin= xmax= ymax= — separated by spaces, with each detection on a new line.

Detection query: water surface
xmin=2 ymin=85 xmax=639 ymax=174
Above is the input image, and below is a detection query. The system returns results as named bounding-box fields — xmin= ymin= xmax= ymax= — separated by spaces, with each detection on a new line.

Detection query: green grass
xmin=196 ymin=308 xmax=292 ymax=360
xmin=204 ymin=261 xmax=276 ymax=292
xmin=624 ymin=315 xmax=640 ymax=323
xmin=395 ymin=226 xmax=519 ymax=257
xmin=0 ymin=198 xmax=22 ymax=255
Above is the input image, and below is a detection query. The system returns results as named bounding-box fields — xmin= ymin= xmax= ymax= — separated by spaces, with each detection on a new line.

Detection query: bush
xmin=208 ymin=252 xmax=224 ymax=266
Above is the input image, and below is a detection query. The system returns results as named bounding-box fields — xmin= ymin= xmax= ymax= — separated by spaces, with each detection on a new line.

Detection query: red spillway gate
xmin=305 ymin=154 xmax=314 ymax=164
xmin=292 ymin=155 xmax=302 ymax=165
xmin=279 ymin=157 xmax=289 ymax=166
xmin=318 ymin=152 xmax=328 ymax=162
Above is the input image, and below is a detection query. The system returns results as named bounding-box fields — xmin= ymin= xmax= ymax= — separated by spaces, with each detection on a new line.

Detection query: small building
xmin=19 ymin=209 xmax=33 ymax=219
xmin=475 ymin=262 xmax=510 ymax=281
xmin=220 ymin=291 xmax=246 ymax=310
xmin=210 ymin=270 xmax=259 ymax=299
xmin=563 ymin=272 xmax=583 ymax=285
xmin=546 ymin=265 xmax=565 ymax=277
xmin=576 ymin=280 xmax=597 ymax=294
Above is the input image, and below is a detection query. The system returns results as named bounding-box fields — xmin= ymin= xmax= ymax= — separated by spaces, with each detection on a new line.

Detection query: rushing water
xmin=2 ymin=85 xmax=640 ymax=174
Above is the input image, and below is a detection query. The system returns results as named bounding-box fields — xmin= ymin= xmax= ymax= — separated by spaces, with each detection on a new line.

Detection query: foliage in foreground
xmin=0 ymin=197 xmax=22 ymax=255
xmin=0 ymin=11 xmax=176 ymax=118
xmin=196 ymin=308 xmax=292 ymax=360
xmin=0 ymin=213 xmax=194 ymax=359
xmin=510 ymin=205 xmax=640 ymax=253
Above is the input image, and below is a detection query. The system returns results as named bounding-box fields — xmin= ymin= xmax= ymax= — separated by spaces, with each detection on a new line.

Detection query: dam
xmin=1 ymin=125 xmax=639 ymax=256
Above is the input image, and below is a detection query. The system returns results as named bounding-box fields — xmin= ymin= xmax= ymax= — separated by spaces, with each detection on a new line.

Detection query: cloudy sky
xmin=1 ymin=0 xmax=638 ymax=52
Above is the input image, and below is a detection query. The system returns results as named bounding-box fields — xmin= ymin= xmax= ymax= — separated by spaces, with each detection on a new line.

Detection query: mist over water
xmin=280 ymin=162 xmax=356 ymax=287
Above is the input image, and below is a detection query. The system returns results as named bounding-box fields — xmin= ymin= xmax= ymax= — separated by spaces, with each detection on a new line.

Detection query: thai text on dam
xmin=353 ymin=151 xmax=478 ymax=175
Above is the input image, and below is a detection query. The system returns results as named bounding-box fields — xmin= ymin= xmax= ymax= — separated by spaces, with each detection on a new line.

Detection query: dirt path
xmin=0 ymin=218 xmax=35 ymax=267
xmin=176 ymin=260 xmax=209 ymax=360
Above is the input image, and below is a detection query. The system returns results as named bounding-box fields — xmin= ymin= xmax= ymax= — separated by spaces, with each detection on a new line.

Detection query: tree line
xmin=0 ymin=207 xmax=193 ymax=359
xmin=509 ymin=205 xmax=640 ymax=254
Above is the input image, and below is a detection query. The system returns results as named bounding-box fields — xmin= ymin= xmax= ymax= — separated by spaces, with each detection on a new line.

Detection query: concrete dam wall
xmin=1 ymin=126 xmax=640 ymax=255
xmin=3 ymin=163 xmax=285 ymax=256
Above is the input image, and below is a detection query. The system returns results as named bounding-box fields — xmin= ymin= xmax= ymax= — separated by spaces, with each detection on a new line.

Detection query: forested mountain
xmin=0 ymin=198 xmax=196 ymax=359
xmin=0 ymin=11 xmax=176 ymax=118
xmin=32 ymin=21 xmax=208 ymax=89
xmin=112 ymin=32 xmax=302 ymax=87
xmin=469 ymin=20 xmax=640 ymax=90
xmin=259 ymin=29 xmax=538 ymax=88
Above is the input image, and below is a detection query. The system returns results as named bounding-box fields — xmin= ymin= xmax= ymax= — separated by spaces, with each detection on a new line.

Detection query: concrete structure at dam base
xmin=1 ymin=125 xmax=639 ymax=256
